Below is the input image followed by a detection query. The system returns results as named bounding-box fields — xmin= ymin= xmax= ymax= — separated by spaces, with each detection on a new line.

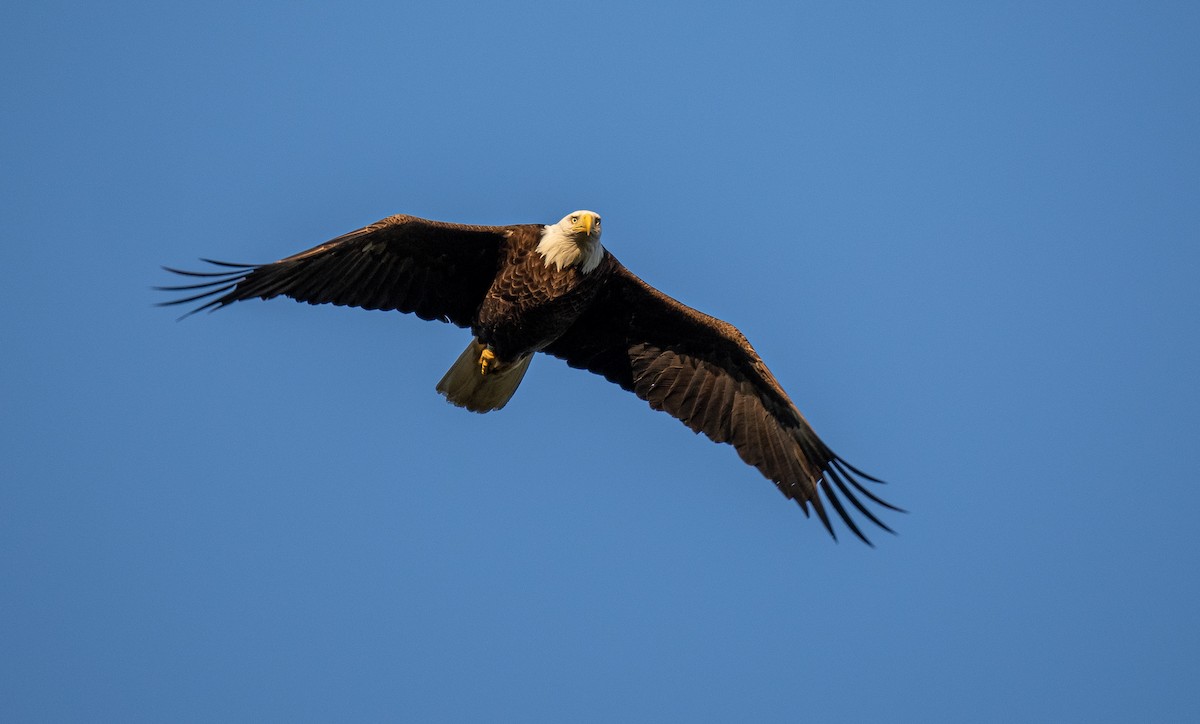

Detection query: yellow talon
xmin=479 ymin=347 xmax=497 ymax=376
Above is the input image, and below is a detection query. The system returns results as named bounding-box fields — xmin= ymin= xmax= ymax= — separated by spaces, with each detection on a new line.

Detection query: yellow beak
xmin=576 ymin=213 xmax=595 ymax=236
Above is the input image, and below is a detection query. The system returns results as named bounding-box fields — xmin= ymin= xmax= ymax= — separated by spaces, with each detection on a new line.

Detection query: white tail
xmin=436 ymin=338 xmax=533 ymax=413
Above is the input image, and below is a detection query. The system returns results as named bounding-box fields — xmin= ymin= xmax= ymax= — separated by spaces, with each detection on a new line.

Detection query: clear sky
xmin=3 ymin=2 xmax=1198 ymax=721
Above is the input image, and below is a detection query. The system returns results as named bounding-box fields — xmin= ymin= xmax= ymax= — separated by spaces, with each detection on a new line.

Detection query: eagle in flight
xmin=160 ymin=211 xmax=900 ymax=543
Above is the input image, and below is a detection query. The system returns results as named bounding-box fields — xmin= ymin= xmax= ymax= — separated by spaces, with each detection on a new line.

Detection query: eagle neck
xmin=536 ymin=225 xmax=603 ymax=274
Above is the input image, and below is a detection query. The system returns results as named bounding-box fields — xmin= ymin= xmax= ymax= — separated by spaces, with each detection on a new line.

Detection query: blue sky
xmin=3 ymin=1 xmax=1198 ymax=721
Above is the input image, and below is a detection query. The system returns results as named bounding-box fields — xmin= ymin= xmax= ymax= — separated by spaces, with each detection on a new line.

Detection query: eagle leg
xmin=438 ymin=339 xmax=533 ymax=413
xmin=479 ymin=347 xmax=498 ymax=376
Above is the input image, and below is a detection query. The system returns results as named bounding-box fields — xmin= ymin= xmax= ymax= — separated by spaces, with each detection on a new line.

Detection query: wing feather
xmin=678 ymin=372 xmax=714 ymax=432
xmin=158 ymin=214 xmax=507 ymax=326
xmin=671 ymin=363 xmax=710 ymax=432
xmin=702 ymin=372 xmax=735 ymax=444
xmin=545 ymin=255 xmax=900 ymax=543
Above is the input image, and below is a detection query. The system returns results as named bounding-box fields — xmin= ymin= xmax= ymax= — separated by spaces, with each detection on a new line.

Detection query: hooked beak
xmin=573 ymin=212 xmax=596 ymax=236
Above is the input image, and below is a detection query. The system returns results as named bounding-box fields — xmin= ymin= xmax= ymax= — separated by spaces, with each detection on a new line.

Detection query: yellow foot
xmin=479 ymin=347 xmax=497 ymax=376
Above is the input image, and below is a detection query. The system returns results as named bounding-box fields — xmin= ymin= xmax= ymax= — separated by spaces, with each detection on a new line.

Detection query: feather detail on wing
xmin=156 ymin=215 xmax=508 ymax=326
xmin=544 ymin=255 xmax=902 ymax=544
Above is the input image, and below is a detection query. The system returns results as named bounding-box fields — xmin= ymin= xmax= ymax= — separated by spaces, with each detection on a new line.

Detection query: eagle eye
xmin=570 ymin=215 xmax=579 ymax=224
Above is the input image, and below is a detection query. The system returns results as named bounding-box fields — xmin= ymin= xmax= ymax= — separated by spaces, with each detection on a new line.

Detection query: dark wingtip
xmin=156 ymin=260 xmax=255 ymax=319
xmin=198 ymin=258 xmax=257 ymax=268
xmin=809 ymin=497 xmax=838 ymax=542
xmin=160 ymin=264 xmax=246 ymax=278
xmin=154 ymin=283 xmax=237 ymax=308
xmin=835 ymin=457 xmax=887 ymax=484
xmin=831 ymin=459 xmax=906 ymax=513
xmin=826 ymin=467 xmax=896 ymax=536
xmin=820 ymin=479 xmax=873 ymax=546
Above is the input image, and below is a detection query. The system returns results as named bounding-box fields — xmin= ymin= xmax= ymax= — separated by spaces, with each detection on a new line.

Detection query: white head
xmin=537 ymin=209 xmax=604 ymax=273
xmin=556 ymin=210 xmax=602 ymax=240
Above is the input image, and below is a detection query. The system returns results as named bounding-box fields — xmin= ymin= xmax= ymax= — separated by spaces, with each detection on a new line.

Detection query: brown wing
xmin=544 ymin=254 xmax=901 ymax=544
xmin=157 ymin=214 xmax=509 ymax=326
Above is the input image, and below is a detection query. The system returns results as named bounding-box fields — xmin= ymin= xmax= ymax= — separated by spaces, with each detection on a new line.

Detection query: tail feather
xmin=436 ymin=339 xmax=532 ymax=413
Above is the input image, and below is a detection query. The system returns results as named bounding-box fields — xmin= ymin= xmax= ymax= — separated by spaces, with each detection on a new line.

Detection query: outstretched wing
xmin=544 ymin=255 xmax=901 ymax=544
xmin=158 ymin=214 xmax=509 ymax=326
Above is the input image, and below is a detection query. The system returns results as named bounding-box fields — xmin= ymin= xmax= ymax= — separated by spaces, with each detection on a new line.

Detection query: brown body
xmin=475 ymin=225 xmax=613 ymax=360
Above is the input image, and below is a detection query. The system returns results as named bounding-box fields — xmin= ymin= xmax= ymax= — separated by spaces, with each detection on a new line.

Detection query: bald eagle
xmin=160 ymin=211 xmax=900 ymax=543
